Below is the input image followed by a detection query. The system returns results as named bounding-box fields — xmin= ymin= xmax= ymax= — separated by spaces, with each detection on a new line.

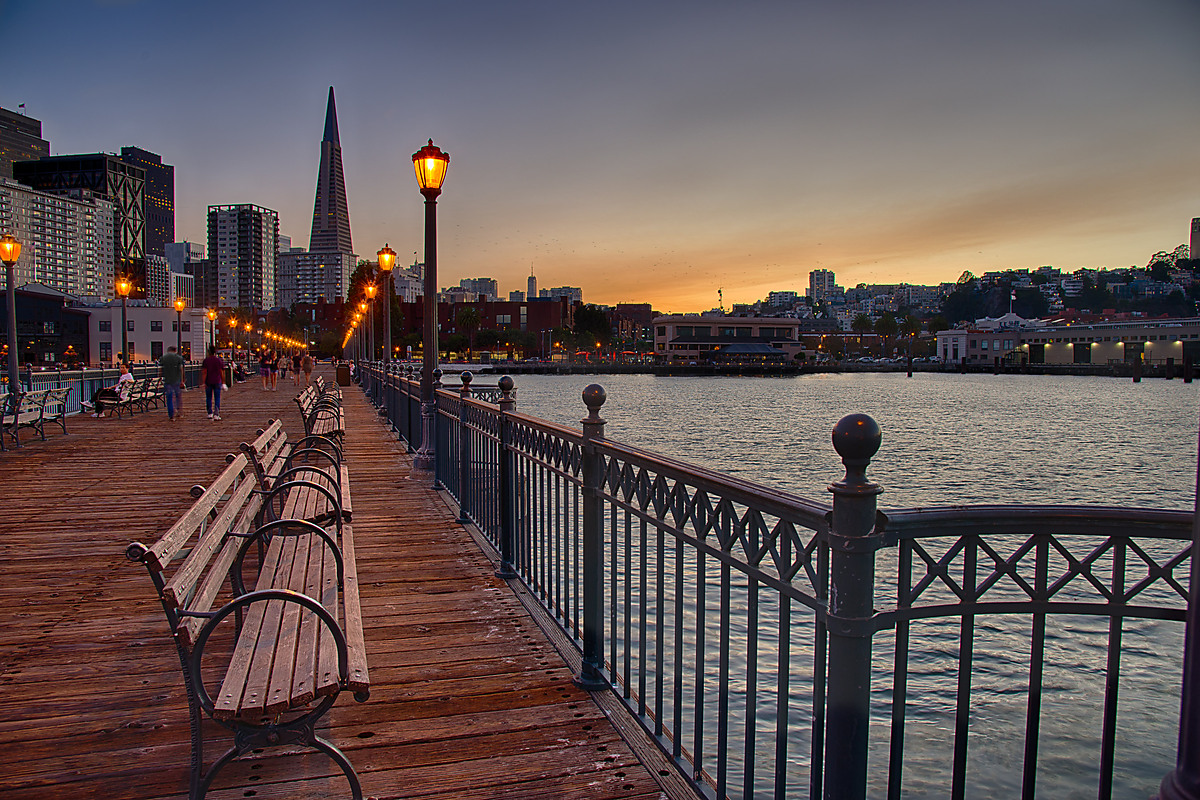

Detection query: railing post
xmin=457 ymin=371 xmax=472 ymax=523
xmin=1156 ymin=419 xmax=1200 ymax=800
xmin=495 ymin=375 xmax=518 ymax=579
xmin=431 ymin=368 xmax=444 ymax=488
xmin=576 ymin=383 xmax=609 ymax=690
xmin=824 ymin=413 xmax=883 ymax=800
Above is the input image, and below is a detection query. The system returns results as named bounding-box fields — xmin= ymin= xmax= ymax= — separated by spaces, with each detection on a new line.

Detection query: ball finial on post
xmin=831 ymin=413 xmax=882 ymax=490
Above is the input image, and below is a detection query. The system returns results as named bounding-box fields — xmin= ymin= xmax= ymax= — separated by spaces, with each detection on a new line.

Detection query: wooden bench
xmin=41 ymin=387 xmax=71 ymax=437
xmin=133 ymin=376 xmax=165 ymax=412
xmin=0 ymin=390 xmax=17 ymax=451
xmin=110 ymin=378 xmax=141 ymax=419
xmin=238 ymin=418 xmax=353 ymax=525
xmin=127 ymin=452 xmax=369 ymax=800
xmin=295 ymin=383 xmax=345 ymax=441
xmin=1 ymin=389 xmax=49 ymax=448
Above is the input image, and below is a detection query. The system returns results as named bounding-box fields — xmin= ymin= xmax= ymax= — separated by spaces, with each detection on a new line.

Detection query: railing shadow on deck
xmin=357 ymin=361 xmax=1198 ymax=800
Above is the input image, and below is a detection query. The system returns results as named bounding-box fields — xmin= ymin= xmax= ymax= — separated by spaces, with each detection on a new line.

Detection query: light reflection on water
xmin=502 ymin=372 xmax=1196 ymax=798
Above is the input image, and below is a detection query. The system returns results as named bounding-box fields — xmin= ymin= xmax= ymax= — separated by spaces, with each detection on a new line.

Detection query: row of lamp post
xmin=340 ymin=141 xmax=447 ymax=472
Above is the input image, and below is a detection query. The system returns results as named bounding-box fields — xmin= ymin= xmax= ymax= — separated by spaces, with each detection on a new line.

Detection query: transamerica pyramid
xmin=309 ymin=86 xmax=353 ymax=254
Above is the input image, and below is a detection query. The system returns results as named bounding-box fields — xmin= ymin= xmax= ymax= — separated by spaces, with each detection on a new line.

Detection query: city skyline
xmin=4 ymin=0 xmax=1198 ymax=312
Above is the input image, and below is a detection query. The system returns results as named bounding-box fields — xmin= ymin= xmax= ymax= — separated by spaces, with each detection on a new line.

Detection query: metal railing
xmin=3 ymin=363 xmax=203 ymax=416
xmin=357 ymin=365 xmax=1197 ymax=800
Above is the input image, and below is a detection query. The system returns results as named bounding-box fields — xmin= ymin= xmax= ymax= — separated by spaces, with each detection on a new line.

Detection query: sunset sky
xmin=4 ymin=0 xmax=1198 ymax=312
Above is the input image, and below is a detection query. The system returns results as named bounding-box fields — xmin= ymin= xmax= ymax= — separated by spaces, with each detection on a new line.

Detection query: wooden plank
xmin=340 ymin=523 xmax=368 ymax=694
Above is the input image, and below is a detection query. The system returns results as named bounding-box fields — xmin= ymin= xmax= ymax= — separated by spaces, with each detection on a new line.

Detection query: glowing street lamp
xmin=412 ymin=139 xmax=450 ymax=471
xmin=174 ymin=298 xmax=186 ymax=355
xmin=116 ymin=276 xmax=132 ymax=364
xmin=2 ymin=234 xmax=22 ymax=396
xmin=365 ymin=284 xmax=377 ymax=363
xmin=207 ymin=309 xmax=217 ymax=350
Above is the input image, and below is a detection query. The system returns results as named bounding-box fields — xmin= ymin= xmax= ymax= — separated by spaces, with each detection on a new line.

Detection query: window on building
xmin=99 ymin=342 xmax=112 ymax=361
xmin=151 ymin=320 xmax=162 ymax=331
xmin=42 ymin=321 xmax=56 ymax=334
xmin=980 ymin=340 xmax=988 ymax=350
xmin=182 ymin=321 xmax=191 ymax=332
xmin=151 ymin=341 xmax=164 ymax=360
xmin=657 ymin=326 xmax=666 ymax=337
xmin=99 ymin=320 xmax=111 ymax=332
xmin=127 ymin=320 xmax=135 ymax=332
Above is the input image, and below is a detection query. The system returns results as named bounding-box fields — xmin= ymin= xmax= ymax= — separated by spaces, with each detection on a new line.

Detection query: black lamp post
xmin=412 ymin=139 xmax=450 ymax=471
xmin=116 ymin=276 xmax=132 ymax=364
xmin=378 ymin=245 xmax=397 ymax=415
xmin=2 ymin=234 xmax=22 ymax=398
xmin=207 ymin=309 xmax=217 ymax=350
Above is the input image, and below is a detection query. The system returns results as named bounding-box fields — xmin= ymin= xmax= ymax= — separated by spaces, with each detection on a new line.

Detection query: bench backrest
xmin=43 ymin=387 xmax=71 ymax=417
xmin=15 ymin=390 xmax=49 ymax=421
xmin=127 ymin=453 xmax=264 ymax=648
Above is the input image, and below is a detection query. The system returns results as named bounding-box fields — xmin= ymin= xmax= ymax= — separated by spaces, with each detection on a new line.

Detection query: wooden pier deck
xmin=0 ymin=368 xmax=672 ymax=799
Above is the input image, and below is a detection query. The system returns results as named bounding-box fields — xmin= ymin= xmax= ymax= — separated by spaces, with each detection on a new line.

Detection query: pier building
xmin=937 ymin=316 xmax=1200 ymax=366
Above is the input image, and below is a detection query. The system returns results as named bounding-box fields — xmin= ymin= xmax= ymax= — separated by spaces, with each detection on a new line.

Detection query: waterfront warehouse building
xmin=85 ymin=301 xmax=212 ymax=363
xmin=653 ymin=314 xmax=801 ymax=363
xmin=937 ymin=317 xmax=1200 ymax=366
xmin=207 ymin=204 xmax=279 ymax=311
xmin=0 ymin=176 xmax=116 ymax=299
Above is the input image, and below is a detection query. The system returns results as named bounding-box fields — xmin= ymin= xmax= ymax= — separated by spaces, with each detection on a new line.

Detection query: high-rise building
xmin=276 ymin=250 xmax=355 ymax=308
xmin=207 ymin=204 xmax=279 ymax=310
xmin=527 ymin=269 xmax=537 ymax=300
xmin=0 ymin=176 xmax=115 ymax=298
xmin=808 ymin=269 xmax=840 ymax=303
xmin=13 ymin=153 xmax=146 ymax=296
xmin=0 ymin=106 xmax=49 ymax=180
xmin=277 ymin=88 xmax=356 ymax=308
xmin=309 ymin=87 xmax=353 ymax=254
xmin=539 ymin=286 xmax=583 ymax=303
xmin=459 ymin=277 xmax=498 ymax=300
xmin=1191 ymin=218 xmax=1199 ymax=261
xmin=119 ymin=147 xmax=174 ymax=257
xmin=165 ymin=240 xmax=204 ymax=274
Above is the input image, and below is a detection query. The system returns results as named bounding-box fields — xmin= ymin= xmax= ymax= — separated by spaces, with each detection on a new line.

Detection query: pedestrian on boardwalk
xmin=258 ymin=349 xmax=271 ymax=390
xmin=201 ymin=345 xmax=225 ymax=420
xmin=81 ymin=362 xmax=133 ymax=417
xmin=301 ymin=352 xmax=313 ymax=387
xmin=269 ymin=350 xmax=280 ymax=391
xmin=159 ymin=345 xmax=185 ymax=421
xmin=292 ymin=351 xmax=302 ymax=386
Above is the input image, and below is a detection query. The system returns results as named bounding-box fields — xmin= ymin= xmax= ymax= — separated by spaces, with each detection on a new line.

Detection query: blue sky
xmin=4 ymin=0 xmax=1198 ymax=311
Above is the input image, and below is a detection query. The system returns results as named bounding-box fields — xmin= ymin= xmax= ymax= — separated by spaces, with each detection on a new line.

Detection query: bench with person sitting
xmin=81 ymin=363 xmax=136 ymax=418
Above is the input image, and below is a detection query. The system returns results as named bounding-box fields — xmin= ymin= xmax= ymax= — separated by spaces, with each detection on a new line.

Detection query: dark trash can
xmin=336 ymin=363 xmax=351 ymax=386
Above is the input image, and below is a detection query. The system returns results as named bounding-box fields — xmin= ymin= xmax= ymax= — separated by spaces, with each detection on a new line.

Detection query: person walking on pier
xmin=201 ymin=345 xmax=225 ymax=421
xmin=301 ymin=352 xmax=313 ymax=387
xmin=159 ymin=345 xmax=185 ymax=421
